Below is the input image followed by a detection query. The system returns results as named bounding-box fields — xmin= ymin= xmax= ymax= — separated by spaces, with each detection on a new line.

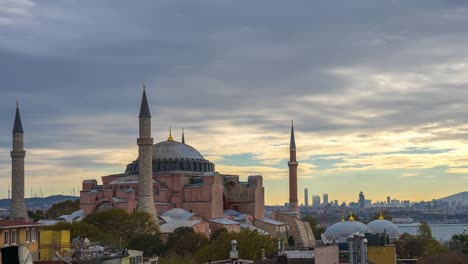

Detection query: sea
xmin=397 ymin=223 xmax=468 ymax=241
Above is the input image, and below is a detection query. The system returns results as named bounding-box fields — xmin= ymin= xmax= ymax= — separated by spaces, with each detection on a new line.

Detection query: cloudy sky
xmin=1 ymin=0 xmax=467 ymax=205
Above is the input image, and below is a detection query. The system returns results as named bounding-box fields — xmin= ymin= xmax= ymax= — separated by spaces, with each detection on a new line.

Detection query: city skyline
xmin=1 ymin=1 xmax=468 ymax=205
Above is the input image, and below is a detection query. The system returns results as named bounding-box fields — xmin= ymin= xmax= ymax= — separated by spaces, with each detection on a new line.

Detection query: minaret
xmin=288 ymin=121 xmax=299 ymax=213
xmin=10 ymin=103 xmax=29 ymax=221
xmin=137 ymin=87 xmax=157 ymax=218
xmin=181 ymin=128 xmax=185 ymax=144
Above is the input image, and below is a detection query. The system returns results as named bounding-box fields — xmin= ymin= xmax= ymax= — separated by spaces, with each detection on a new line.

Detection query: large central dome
xmin=153 ymin=141 xmax=204 ymax=160
xmin=125 ymin=139 xmax=214 ymax=174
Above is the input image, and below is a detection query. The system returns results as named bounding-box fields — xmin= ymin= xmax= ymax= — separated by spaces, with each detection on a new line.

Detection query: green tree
xmin=166 ymin=227 xmax=208 ymax=257
xmin=451 ymin=234 xmax=468 ymax=255
xmin=195 ymin=229 xmax=276 ymax=263
xmin=45 ymin=199 xmax=80 ymax=219
xmin=396 ymin=232 xmax=447 ymax=259
xmin=47 ymin=208 xmax=160 ymax=254
xmin=128 ymin=233 xmax=164 ymax=257
xmin=302 ymin=215 xmax=326 ymax=240
xmin=418 ymin=221 xmax=433 ymax=239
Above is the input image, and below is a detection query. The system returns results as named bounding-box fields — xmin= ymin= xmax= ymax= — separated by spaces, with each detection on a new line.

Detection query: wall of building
xmin=367 ymin=245 xmax=397 ymax=264
xmin=0 ymin=227 xmax=40 ymax=263
xmin=270 ymin=212 xmax=315 ymax=248
xmin=315 ymin=245 xmax=339 ymax=264
xmin=253 ymin=219 xmax=288 ymax=240
xmin=39 ymin=230 xmax=71 ymax=261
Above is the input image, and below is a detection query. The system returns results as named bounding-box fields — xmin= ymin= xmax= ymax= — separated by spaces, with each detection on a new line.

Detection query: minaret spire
xmin=288 ymin=120 xmax=299 ymax=214
xmin=182 ymin=128 xmax=185 ymax=144
xmin=139 ymin=85 xmax=151 ymax=118
xmin=10 ymin=103 xmax=29 ymax=221
xmin=137 ymin=87 xmax=156 ymax=219
xmin=290 ymin=120 xmax=296 ymax=150
xmin=13 ymin=103 xmax=24 ymax=134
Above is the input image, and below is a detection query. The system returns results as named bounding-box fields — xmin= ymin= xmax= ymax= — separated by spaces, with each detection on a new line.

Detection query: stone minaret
xmin=288 ymin=121 xmax=299 ymax=213
xmin=10 ymin=103 xmax=29 ymax=221
xmin=137 ymin=88 xmax=156 ymax=218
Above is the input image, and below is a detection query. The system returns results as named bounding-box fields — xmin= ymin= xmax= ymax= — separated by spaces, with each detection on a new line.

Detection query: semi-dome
xmin=367 ymin=216 xmax=401 ymax=239
xmin=153 ymin=140 xmax=204 ymax=160
xmin=324 ymin=219 xmax=370 ymax=243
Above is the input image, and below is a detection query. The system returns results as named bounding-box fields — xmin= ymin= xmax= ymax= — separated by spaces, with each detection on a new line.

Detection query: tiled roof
xmin=0 ymin=220 xmax=40 ymax=228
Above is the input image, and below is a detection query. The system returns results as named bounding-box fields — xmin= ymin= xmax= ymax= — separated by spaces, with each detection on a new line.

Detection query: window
xmin=26 ymin=228 xmax=30 ymax=242
xmin=31 ymin=228 xmax=37 ymax=242
xmin=4 ymin=231 xmax=9 ymax=245
xmin=11 ymin=230 xmax=17 ymax=244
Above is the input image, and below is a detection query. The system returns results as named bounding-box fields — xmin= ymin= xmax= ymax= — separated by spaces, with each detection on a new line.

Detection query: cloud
xmin=1 ymin=1 xmax=468 ymax=203
xmin=400 ymin=173 xmax=421 ymax=178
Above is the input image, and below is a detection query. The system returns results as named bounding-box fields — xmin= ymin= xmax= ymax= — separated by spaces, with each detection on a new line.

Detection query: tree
xmin=45 ymin=199 xmax=80 ymax=219
xmin=418 ymin=221 xmax=433 ymax=239
xmin=451 ymin=234 xmax=468 ymax=255
xmin=27 ymin=209 xmax=46 ymax=222
xmin=128 ymin=233 xmax=164 ymax=257
xmin=47 ymin=208 xmax=160 ymax=253
xmin=302 ymin=215 xmax=326 ymax=240
xmin=396 ymin=231 xmax=447 ymax=259
xmin=195 ymin=229 xmax=276 ymax=263
xmin=166 ymin=227 xmax=208 ymax=257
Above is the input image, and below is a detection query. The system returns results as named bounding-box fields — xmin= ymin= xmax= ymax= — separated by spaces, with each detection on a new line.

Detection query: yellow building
xmin=368 ymin=245 xmax=397 ymax=264
xmin=0 ymin=219 xmax=41 ymax=264
xmin=39 ymin=230 xmax=71 ymax=261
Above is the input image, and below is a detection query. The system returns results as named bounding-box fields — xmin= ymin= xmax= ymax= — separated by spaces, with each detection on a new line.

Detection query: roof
xmin=207 ymin=218 xmax=240 ymax=225
xmin=160 ymin=208 xmax=196 ymax=221
xmin=324 ymin=220 xmax=370 ymax=242
xmin=0 ymin=219 xmax=40 ymax=228
xmin=139 ymin=89 xmax=151 ymax=118
xmin=223 ymin=210 xmax=250 ymax=222
xmin=240 ymin=223 xmax=269 ymax=235
xmin=159 ymin=220 xmax=202 ymax=233
xmin=256 ymin=218 xmax=287 ymax=226
xmin=57 ymin=210 xmax=84 ymax=222
xmin=13 ymin=105 xmax=24 ymax=134
xmin=367 ymin=219 xmax=401 ymax=238
xmin=152 ymin=140 xmax=205 ymax=160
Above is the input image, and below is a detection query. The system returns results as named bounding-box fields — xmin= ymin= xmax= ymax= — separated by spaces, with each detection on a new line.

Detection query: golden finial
xmin=378 ymin=211 xmax=384 ymax=220
xmin=341 ymin=215 xmax=344 ymax=222
xmin=168 ymin=127 xmax=174 ymax=141
xmin=349 ymin=210 xmax=355 ymax=221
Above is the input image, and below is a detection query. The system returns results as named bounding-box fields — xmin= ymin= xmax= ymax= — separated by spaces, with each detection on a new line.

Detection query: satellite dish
xmin=18 ymin=245 xmax=33 ymax=264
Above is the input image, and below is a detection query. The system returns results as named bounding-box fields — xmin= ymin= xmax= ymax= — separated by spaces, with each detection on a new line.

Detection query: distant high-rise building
xmin=334 ymin=200 xmax=338 ymax=206
xmin=312 ymin=195 xmax=321 ymax=207
xmin=387 ymin=196 xmax=391 ymax=205
xmin=359 ymin=191 xmax=365 ymax=209
xmin=323 ymin=193 xmax=329 ymax=205
xmin=304 ymin=188 xmax=309 ymax=206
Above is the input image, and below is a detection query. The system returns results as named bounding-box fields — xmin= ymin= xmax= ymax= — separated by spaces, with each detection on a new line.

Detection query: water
xmin=397 ymin=223 xmax=468 ymax=241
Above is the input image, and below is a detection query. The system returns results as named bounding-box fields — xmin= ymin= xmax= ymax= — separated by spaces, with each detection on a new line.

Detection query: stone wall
xmin=271 ymin=212 xmax=315 ymax=248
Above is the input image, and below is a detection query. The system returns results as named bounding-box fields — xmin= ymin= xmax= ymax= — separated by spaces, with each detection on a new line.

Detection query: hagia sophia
xmin=4 ymin=88 xmax=403 ymax=262
xmin=78 ymin=89 xmax=316 ymax=246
